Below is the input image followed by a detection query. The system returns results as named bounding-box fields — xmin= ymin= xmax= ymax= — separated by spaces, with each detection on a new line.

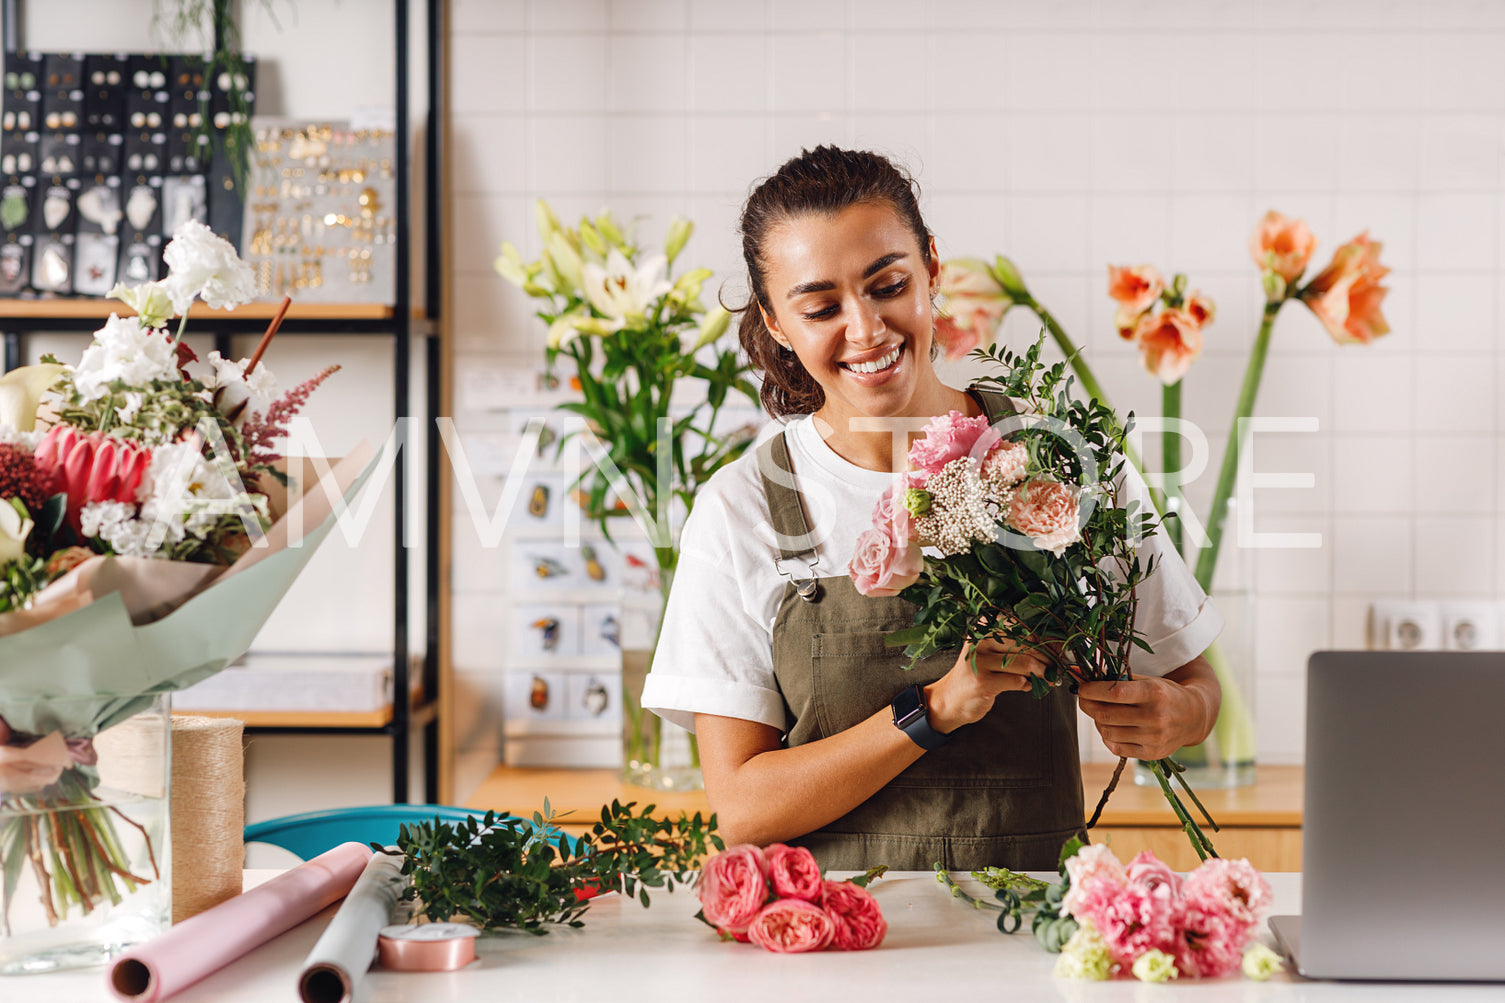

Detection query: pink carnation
xmin=1126 ymin=850 xmax=1182 ymax=898
xmin=979 ymin=440 xmax=1027 ymax=493
xmin=907 ymin=410 xmax=1001 ymax=479
xmin=1171 ymin=894 xmax=1252 ymax=978
xmin=698 ymin=845 xmax=770 ymax=936
xmin=1061 ymin=844 xmax=1127 ymax=919
xmin=821 ymin=879 xmax=887 ymax=951
xmin=1180 ymin=858 xmax=1272 ymax=926
xmin=765 ymin=844 xmax=823 ymax=902
xmin=849 ymin=526 xmax=924 ymax=598
xmin=746 ymin=898 xmax=835 ymax=954
xmin=1079 ymin=883 xmax=1179 ymax=969
xmin=1005 ymin=478 xmax=1082 ymax=556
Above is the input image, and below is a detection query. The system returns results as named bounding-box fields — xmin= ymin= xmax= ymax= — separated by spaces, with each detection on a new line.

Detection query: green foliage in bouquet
xmin=380 ymin=799 xmax=723 ymax=934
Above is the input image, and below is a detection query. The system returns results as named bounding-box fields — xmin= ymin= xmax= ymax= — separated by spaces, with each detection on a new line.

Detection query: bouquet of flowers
xmin=937 ymin=841 xmax=1283 ymax=982
xmin=849 ymin=339 xmax=1217 ymax=860
xmin=697 ymin=843 xmax=887 ymax=954
xmin=495 ymin=202 xmax=760 ymax=780
xmin=0 ymin=221 xmax=370 ymax=937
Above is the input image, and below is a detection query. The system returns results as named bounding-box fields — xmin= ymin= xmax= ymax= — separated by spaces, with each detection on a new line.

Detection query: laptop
xmin=1268 ymin=651 xmax=1505 ymax=981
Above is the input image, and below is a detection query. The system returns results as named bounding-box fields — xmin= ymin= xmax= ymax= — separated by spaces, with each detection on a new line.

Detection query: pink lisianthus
xmin=746 ymin=898 xmax=836 ymax=954
xmin=849 ymin=525 xmax=924 ymax=597
xmin=821 ymin=879 xmax=887 ymax=950
xmin=1107 ymin=264 xmax=1165 ymax=335
xmin=1005 ymin=478 xmax=1082 ymax=556
xmin=698 ymin=844 xmax=771 ymax=937
xmin=1299 ymin=232 xmax=1390 ymax=345
xmin=765 ymin=844 xmax=823 ymax=902
xmin=1170 ymin=894 xmax=1252 ymax=978
xmin=1061 ymin=844 xmax=1128 ymax=920
xmin=934 ymin=258 xmax=1010 ymax=362
xmin=1132 ymin=307 xmax=1204 ymax=385
xmin=1180 ymin=857 xmax=1272 ymax=926
xmin=1126 ymin=851 xmax=1182 ymax=898
xmin=907 ymin=410 xmax=1001 ymax=478
xmin=1079 ymin=882 xmax=1179 ymax=969
xmin=1248 ymin=210 xmax=1316 ymax=285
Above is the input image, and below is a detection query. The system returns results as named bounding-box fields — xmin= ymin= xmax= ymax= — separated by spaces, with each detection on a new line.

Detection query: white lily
xmin=582 ymin=250 xmax=670 ymax=327
xmin=0 ymin=363 xmax=69 ymax=432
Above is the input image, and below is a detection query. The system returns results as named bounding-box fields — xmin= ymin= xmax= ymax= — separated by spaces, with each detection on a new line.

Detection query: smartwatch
xmin=891 ymin=683 xmax=952 ymax=751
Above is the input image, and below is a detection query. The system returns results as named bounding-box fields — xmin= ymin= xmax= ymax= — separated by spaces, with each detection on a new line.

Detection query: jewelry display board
xmin=240 ymin=118 xmax=396 ymax=304
xmin=0 ymin=50 xmax=254 ymax=297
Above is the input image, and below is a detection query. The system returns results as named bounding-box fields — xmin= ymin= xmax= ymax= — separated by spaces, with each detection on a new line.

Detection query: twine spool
xmin=167 ymin=715 xmax=246 ymax=923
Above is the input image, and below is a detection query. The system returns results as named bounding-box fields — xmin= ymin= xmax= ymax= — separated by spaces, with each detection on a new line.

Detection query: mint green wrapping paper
xmin=0 ymin=444 xmax=377 ymax=738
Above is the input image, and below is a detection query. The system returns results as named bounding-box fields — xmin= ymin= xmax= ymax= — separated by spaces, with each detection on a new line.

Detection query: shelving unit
xmin=0 ymin=0 xmax=448 ymax=803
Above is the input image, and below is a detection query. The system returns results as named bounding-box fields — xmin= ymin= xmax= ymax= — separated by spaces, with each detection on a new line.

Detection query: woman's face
xmin=759 ymin=202 xmax=942 ymax=434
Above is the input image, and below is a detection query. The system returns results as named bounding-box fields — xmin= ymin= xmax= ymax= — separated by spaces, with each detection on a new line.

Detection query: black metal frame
xmin=0 ymin=0 xmax=443 ymax=804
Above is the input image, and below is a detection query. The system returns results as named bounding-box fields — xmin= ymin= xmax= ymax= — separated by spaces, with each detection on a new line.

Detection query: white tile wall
xmin=447 ymin=0 xmax=1505 ymax=783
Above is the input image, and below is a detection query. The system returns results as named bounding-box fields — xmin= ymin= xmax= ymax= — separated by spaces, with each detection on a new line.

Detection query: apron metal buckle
xmin=775 ymin=553 xmax=822 ymax=603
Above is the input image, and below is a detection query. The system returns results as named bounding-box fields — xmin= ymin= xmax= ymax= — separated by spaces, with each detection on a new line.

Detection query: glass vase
xmin=621 ymin=649 xmax=701 ymax=791
xmin=0 ymin=693 xmax=171 ymax=975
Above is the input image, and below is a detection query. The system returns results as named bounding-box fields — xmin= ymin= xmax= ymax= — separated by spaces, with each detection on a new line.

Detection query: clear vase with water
xmin=0 ymin=693 xmax=171 ymax=975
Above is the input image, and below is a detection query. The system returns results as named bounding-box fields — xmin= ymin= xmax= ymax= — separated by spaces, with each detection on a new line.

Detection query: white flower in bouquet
xmin=202 ymin=350 xmax=278 ymax=424
xmin=160 ymin=219 xmax=256 ymax=313
xmin=106 ymin=280 xmax=175 ymax=330
xmin=79 ymin=500 xmax=152 ymax=557
xmin=582 ymin=248 xmax=671 ymax=328
xmin=0 ymin=497 xmax=32 ymax=564
xmin=71 ymin=314 xmax=178 ymax=401
xmin=0 ymin=362 xmax=69 ymax=433
xmin=138 ymin=440 xmax=259 ymax=547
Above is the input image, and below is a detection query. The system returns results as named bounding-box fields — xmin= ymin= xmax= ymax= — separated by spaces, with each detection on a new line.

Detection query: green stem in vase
xmin=1194 ymin=299 xmax=1283 ymax=592
xmin=1162 ymin=379 xmax=1183 ymax=554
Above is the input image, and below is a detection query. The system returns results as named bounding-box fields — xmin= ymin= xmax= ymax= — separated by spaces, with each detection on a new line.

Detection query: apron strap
xmin=757 ymin=431 xmax=818 ymax=563
xmin=967 ymin=385 xmax=1020 ymax=421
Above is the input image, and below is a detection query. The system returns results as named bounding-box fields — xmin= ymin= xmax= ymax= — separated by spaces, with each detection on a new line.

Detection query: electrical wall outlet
xmin=1439 ymin=602 xmax=1500 ymax=651
xmin=1368 ymin=600 xmax=1441 ymax=650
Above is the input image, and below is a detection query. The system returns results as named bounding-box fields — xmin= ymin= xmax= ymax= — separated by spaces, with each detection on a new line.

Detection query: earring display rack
xmin=0 ymin=0 xmax=448 ymax=804
xmin=242 ymin=119 xmax=397 ymax=304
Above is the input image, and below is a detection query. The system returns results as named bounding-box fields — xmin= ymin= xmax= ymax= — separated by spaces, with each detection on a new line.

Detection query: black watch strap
xmin=891 ymin=683 xmax=952 ymax=751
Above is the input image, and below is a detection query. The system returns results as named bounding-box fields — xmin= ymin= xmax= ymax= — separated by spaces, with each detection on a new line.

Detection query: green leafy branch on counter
xmin=377 ymin=799 xmax=723 ymax=934
xmin=932 ymin=837 xmax=1084 ymax=951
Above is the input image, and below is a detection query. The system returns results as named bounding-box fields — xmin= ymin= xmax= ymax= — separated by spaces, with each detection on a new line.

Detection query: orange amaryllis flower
xmin=934 ymin=258 xmax=1010 ymax=361
xmin=1185 ymin=290 xmax=1215 ymax=327
xmin=1249 ymin=210 xmax=1317 ymax=286
xmin=1107 ymin=264 xmax=1165 ymax=336
xmin=1300 ymin=232 xmax=1390 ymax=345
xmin=1133 ymin=307 xmax=1204 ymax=385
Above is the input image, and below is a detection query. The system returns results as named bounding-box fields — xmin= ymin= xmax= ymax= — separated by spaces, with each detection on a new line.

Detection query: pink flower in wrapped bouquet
xmin=1005 ymin=478 xmax=1082 ymax=556
xmin=849 ymin=523 xmax=924 ymax=598
xmin=907 ymin=410 xmax=1002 ymax=478
xmin=1300 ymin=232 xmax=1390 ymax=345
xmin=34 ymin=427 xmax=151 ymax=529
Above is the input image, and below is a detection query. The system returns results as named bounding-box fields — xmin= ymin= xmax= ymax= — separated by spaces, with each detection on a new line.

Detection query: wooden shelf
xmin=183 ymin=707 xmax=394 ymax=729
xmin=0 ymin=299 xmax=397 ymax=321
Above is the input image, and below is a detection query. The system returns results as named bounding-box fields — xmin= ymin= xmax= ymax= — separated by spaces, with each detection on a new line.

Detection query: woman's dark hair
xmin=737 ymin=146 xmax=933 ymax=418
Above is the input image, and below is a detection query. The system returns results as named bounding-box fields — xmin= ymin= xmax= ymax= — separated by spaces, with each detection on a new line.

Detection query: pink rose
xmin=934 ymin=258 xmax=1009 ymax=362
xmin=1005 ymin=479 xmax=1082 ymax=557
xmin=1248 ymin=210 xmax=1316 ymax=284
xmin=1126 ymin=850 xmax=1182 ymax=898
xmin=1106 ymin=264 xmax=1165 ymax=334
xmin=698 ymin=844 xmax=770 ymax=935
xmin=848 ymin=526 xmax=924 ymax=598
xmin=821 ymin=879 xmax=887 ymax=951
xmin=747 ymin=898 xmax=835 ymax=954
xmin=0 ymin=731 xmax=73 ymax=795
xmin=1299 ymin=231 xmax=1390 ymax=345
xmin=765 ymin=844 xmax=823 ymax=902
xmin=907 ymin=410 xmax=1001 ymax=478
xmin=1061 ymin=844 xmax=1128 ymax=920
xmin=870 ymin=479 xmax=917 ymax=543
xmin=1180 ymin=857 xmax=1272 ymax=926
xmin=1132 ymin=307 xmax=1204 ymax=385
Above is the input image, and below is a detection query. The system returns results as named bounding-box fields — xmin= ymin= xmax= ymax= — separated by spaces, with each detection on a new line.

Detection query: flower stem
xmin=1193 ymin=300 xmax=1283 ymax=591
xmin=1162 ymin=380 xmax=1183 ymax=553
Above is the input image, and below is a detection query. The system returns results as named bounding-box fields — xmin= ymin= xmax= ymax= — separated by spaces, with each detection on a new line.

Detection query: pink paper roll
xmin=108 ymin=841 xmax=373 ymax=1003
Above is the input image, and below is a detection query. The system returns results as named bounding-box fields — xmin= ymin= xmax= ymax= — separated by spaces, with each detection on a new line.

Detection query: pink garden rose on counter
xmin=697 ymin=843 xmax=888 ymax=954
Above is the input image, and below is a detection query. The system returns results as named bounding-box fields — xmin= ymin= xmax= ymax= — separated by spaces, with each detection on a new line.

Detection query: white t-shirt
xmin=642 ymin=413 xmax=1224 ymax=734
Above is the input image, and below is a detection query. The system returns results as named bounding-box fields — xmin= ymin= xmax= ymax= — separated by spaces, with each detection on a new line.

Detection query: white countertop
xmin=11 ymin=872 xmax=1503 ymax=1002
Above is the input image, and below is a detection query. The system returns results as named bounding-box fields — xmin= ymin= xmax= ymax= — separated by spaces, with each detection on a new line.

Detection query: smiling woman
xmin=639 ymin=147 xmax=1224 ymax=872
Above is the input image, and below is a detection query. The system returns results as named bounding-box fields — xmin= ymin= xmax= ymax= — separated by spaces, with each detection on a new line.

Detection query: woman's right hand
xmin=924 ymin=638 xmax=1050 ymax=734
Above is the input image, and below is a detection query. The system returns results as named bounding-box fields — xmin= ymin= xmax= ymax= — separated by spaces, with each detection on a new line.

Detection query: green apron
xmin=758 ymin=389 xmax=1084 ymax=871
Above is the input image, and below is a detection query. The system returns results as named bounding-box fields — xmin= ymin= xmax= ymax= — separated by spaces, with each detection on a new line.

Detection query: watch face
xmin=892 ymin=684 xmax=925 ymax=728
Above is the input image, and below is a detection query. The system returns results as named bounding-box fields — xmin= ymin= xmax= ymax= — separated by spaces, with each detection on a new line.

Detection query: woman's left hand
xmin=1075 ymin=656 xmax=1219 ymax=761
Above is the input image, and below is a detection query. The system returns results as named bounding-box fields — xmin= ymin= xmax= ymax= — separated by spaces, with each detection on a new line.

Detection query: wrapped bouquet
xmin=0 ymin=221 xmax=371 ymax=937
xmin=850 ymin=339 xmax=1217 ymax=860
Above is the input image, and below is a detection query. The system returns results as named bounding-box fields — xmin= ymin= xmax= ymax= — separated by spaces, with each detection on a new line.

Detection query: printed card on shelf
xmin=511 ymin=603 xmax=581 ymax=658
xmin=509 ymin=539 xmax=583 ymax=592
xmin=567 ymin=672 xmax=616 ymax=722
xmin=504 ymin=670 xmax=568 ymax=722
xmin=580 ymin=603 xmax=623 ymax=657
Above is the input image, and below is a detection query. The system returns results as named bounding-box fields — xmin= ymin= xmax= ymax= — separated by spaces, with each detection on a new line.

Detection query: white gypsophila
xmin=115 ymin=391 xmax=146 ymax=424
xmin=912 ymin=457 xmax=1000 ymax=556
xmin=72 ymin=314 xmax=179 ymax=402
xmin=79 ymin=501 xmax=158 ymax=557
xmin=202 ymin=350 xmax=278 ymax=409
xmin=161 ymin=219 xmax=256 ymax=313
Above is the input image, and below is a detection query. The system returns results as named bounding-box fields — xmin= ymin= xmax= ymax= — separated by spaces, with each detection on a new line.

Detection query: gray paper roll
xmin=297 ymin=850 xmax=408 ymax=1003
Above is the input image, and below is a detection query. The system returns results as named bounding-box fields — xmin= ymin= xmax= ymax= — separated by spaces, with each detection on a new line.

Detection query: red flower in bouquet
xmin=1300 ymin=232 xmax=1390 ymax=345
xmin=35 ymin=426 xmax=151 ymax=528
xmin=0 ymin=442 xmax=49 ymax=517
